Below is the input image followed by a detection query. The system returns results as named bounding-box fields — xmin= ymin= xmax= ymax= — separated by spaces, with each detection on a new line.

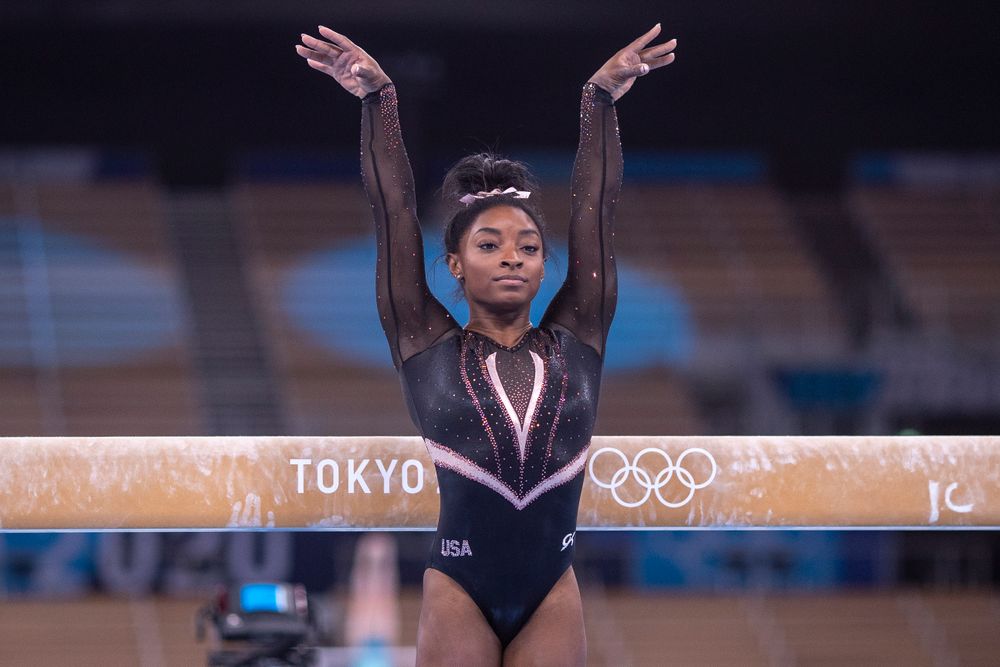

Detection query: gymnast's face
xmin=448 ymin=205 xmax=545 ymax=312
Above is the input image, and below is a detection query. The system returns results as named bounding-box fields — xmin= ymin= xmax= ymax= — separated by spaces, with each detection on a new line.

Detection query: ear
xmin=446 ymin=252 xmax=462 ymax=278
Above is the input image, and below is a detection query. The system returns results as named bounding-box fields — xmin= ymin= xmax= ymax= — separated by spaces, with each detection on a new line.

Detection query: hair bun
xmin=441 ymin=152 xmax=539 ymax=204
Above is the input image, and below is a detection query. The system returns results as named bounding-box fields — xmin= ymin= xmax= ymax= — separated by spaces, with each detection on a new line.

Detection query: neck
xmin=464 ymin=308 xmax=533 ymax=346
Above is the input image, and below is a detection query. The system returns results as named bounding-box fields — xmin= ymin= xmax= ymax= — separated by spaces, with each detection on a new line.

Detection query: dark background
xmin=2 ymin=1 xmax=998 ymax=187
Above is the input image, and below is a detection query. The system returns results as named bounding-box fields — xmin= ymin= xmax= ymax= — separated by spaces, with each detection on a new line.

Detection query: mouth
xmin=494 ymin=275 xmax=528 ymax=285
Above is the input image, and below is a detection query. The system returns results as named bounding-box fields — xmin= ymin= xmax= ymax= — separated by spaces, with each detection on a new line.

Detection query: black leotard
xmin=360 ymin=80 xmax=621 ymax=647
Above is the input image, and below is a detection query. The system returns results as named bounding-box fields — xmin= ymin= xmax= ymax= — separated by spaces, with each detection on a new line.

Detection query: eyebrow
xmin=473 ymin=227 xmax=541 ymax=237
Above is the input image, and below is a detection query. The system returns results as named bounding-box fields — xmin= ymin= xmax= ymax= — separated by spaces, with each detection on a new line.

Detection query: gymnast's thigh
xmin=417 ymin=567 xmax=502 ymax=667
xmin=502 ymin=565 xmax=586 ymax=667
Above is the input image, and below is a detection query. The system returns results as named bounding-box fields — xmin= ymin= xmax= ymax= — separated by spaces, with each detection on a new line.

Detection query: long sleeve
xmin=540 ymin=82 xmax=622 ymax=358
xmin=360 ymin=83 xmax=458 ymax=370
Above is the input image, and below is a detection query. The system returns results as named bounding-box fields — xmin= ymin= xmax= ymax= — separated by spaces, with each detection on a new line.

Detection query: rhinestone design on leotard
xmin=427 ymin=327 xmax=580 ymax=508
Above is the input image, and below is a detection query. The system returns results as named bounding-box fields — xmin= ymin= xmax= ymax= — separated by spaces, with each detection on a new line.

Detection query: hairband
xmin=458 ymin=186 xmax=531 ymax=206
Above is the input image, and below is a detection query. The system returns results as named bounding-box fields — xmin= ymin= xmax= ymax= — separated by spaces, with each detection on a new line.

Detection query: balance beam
xmin=0 ymin=436 xmax=996 ymax=530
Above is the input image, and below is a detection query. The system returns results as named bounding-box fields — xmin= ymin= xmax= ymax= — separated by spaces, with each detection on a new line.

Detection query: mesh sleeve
xmin=540 ymin=82 xmax=622 ymax=358
xmin=360 ymin=83 xmax=459 ymax=370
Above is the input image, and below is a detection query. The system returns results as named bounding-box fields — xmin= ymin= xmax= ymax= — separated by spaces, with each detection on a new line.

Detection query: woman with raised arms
xmin=295 ymin=23 xmax=676 ymax=665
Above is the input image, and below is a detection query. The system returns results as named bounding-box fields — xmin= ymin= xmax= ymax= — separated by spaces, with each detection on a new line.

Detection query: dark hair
xmin=435 ymin=152 xmax=551 ymax=302
xmin=435 ymin=152 xmax=550 ymax=302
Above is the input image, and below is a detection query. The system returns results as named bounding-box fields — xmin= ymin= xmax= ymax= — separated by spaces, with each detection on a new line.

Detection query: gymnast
xmin=296 ymin=23 xmax=676 ymax=665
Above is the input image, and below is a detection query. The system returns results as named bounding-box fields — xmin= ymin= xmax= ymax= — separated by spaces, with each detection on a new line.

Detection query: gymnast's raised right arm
xmin=296 ymin=26 xmax=457 ymax=370
xmin=359 ymin=83 xmax=458 ymax=368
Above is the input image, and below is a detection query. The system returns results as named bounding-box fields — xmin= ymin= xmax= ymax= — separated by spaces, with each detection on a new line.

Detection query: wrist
xmin=586 ymin=79 xmax=616 ymax=103
xmin=360 ymin=79 xmax=393 ymax=102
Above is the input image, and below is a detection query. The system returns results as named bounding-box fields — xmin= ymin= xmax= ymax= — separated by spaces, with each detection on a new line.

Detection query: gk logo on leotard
xmin=588 ymin=447 xmax=718 ymax=508
xmin=561 ymin=532 xmax=575 ymax=551
xmin=441 ymin=539 xmax=472 ymax=557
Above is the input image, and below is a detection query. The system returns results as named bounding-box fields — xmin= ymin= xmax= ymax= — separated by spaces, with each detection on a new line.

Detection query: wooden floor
xmin=0 ymin=590 xmax=998 ymax=666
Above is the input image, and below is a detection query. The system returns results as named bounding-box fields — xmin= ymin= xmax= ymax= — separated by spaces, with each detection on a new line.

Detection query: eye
xmin=522 ymin=245 xmax=539 ymax=253
xmin=478 ymin=242 xmax=497 ymax=250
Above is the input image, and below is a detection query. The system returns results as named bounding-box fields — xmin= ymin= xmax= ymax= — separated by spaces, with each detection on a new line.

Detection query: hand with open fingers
xmin=587 ymin=23 xmax=676 ymax=102
xmin=295 ymin=26 xmax=392 ymax=98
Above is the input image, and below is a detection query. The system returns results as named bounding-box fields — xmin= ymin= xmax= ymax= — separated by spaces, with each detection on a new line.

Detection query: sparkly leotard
xmin=360 ymin=80 xmax=621 ymax=647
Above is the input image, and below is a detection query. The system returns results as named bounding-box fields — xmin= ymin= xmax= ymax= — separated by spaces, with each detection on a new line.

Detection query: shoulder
xmin=398 ymin=326 xmax=462 ymax=371
xmin=538 ymin=323 xmax=603 ymax=363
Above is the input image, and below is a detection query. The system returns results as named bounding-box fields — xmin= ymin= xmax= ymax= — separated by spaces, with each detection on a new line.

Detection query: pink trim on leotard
xmin=424 ymin=437 xmax=588 ymax=511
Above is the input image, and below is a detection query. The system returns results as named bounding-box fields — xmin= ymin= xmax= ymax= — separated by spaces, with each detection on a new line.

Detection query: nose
xmin=500 ymin=252 xmax=524 ymax=269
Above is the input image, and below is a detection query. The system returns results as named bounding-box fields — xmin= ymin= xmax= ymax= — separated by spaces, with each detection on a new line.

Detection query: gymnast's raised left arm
xmin=541 ymin=23 xmax=677 ymax=357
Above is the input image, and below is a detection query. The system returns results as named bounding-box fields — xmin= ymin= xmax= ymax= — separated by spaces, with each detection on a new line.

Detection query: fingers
xmin=644 ymin=51 xmax=676 ymax=72
xmin=296 ymin=42 xmax=376 ymax=82
xmin=305 ymin=58 xmax=334 ymax=76
xmin=295 ymin=44 xmax=334 ymax=66
xmin=642 ymin=37 xmax=677 ymax=59
xmin=298 ymin=33 xmax=342 ymax=64
xmin=301 ymin=33 xmax=342 ymax=53
xmin=626 ymin=62 xmax=650 ymax=78
xmin=351 ymin=63 xmax=376 ymax=80
xmin=318 ymin=25 xmax=357 ymax=51
xmin=626 ymin=22 xmax=662 ymax=52
xmin=635 ymin=34 xmax=677 ymax=74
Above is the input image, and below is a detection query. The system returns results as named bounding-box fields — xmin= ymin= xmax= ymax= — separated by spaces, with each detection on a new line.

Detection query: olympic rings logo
xmin=587 ymin=447 xmax=718 ymax=508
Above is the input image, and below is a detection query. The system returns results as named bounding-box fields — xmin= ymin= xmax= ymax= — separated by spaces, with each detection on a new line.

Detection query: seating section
xmin=591 ymin=591 xmax=1000 ymax=665
xmin=232 ymin=182 xmax=419 ymax=436
xmin=17 ymin=174 xmax=996 ymax=438
xmin=579 ymin=184 xmax=845 ymax=360
xmin=596 ymin=367 xmax=703 ymax=435
xmin=1 ymin=590 xmax=996 ymax=665
xmin=920 ymin=593 xmax=1000 ymax=665
xmin=0 ymin=181 xmax=202 ymax=436
xmin=850 ymin=185 xmax=1000 ymax=342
